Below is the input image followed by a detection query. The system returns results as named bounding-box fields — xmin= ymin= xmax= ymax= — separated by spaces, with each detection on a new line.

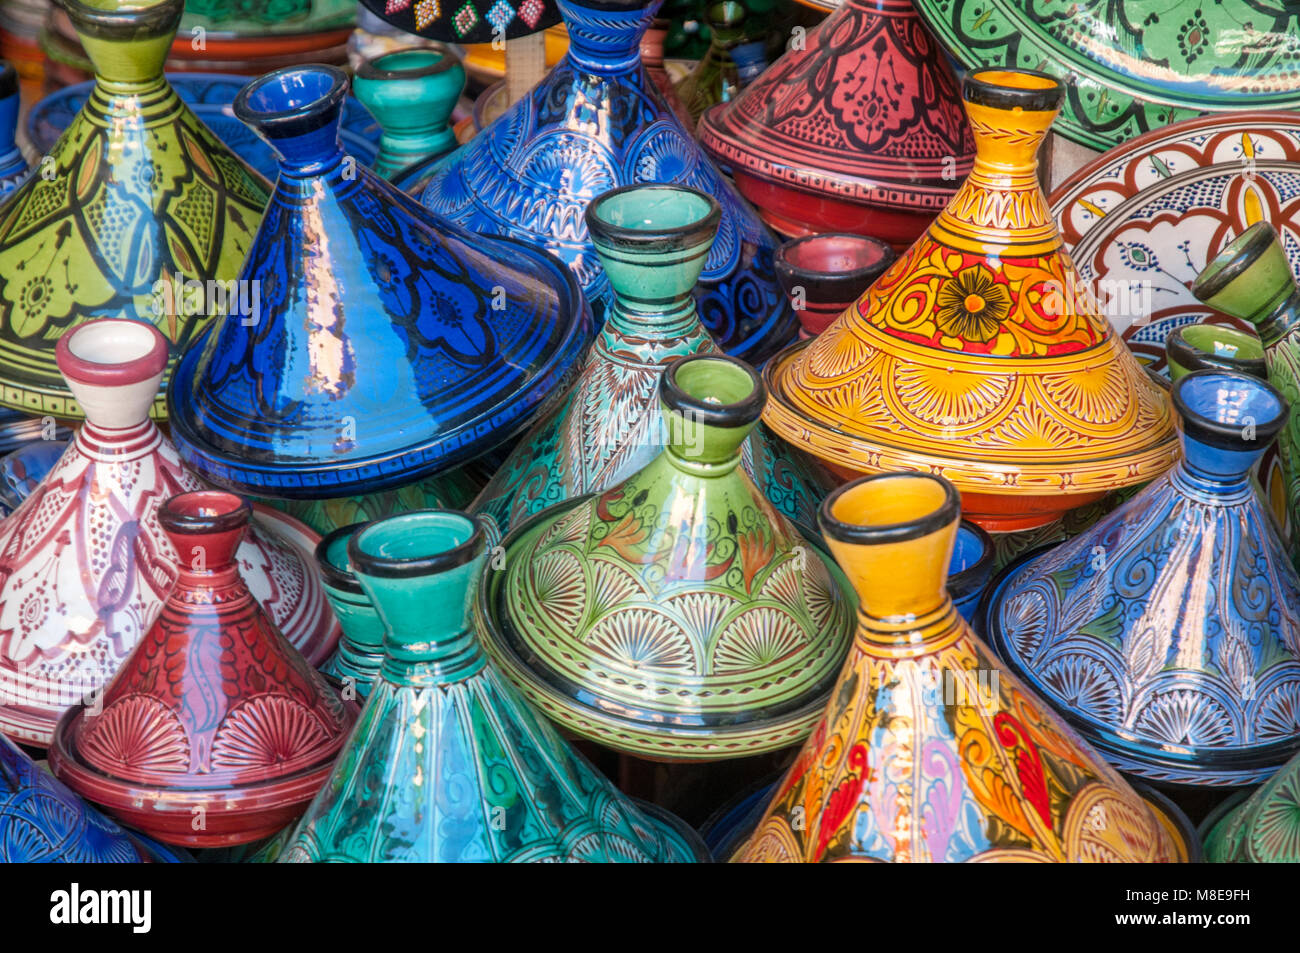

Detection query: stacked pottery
xmin=733 ymin=473 xmax=1185 ymax=862
xmin=0 ymin=319 xmax=338 ymax=747
xmin=419 ymin=0 xmax=799 ymax=364
xmin=351 ymin=45 xmax=465 ymax=190
xmin=774 ymin=233 xmax=895 ymax=338
xmin=983 ymin=370 xmax=1300 ymax=787
xmin=478 ymin=354 xmax=857 ymax=760
xmin=696 ymin=0 xmax=973 ymax=245
xmin=282 ymin=510 xmax=707 ymax=862
xmin=0 ymin=0 xmax=268 ymax=419
xmin=761 ymin=69 xmax=1178 ymax=532
xmin=473 ymin=183 xmax=832 ymax=541
xmin=1192 ymin=222 xmax=1300 ymax=569
xmin=166 ymin=65 xmax=591 ymax=528
xmin=50 ymin=491 xmax=357 ymax=846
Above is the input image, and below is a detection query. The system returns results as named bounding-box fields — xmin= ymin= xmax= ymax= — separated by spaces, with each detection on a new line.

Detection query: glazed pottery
xmin=182 ymin=0 xmax=355 ymax=36
xmin=912 ymin=0 xmax=1300 ymax=151
xmin=948 ymin=520 xmax=993 ymax=623
xmin=696 ymin=0 xmax=973 ymax=245
xmin=420 ymin=0 xmax=798 ymax=364
xmin=673 ymin=1 xmax=742 ymax=124
xmin=26 ymin=71 xmax=382 ymax=185
xmin=282 ymin=510 xmax=705 ymax=862
xmin=774 ymin=233 xmax=895 ymax=338
xmin=762 ymin=69 xmax=1178 ymax=532
xmin=352 ymin=45 xmax=465 ymax=183
xmin=50 ymin=490 xmax=357 ymax=847
xmin=1167 ymin=324 xmax=1267 ymax=382
xmin=641 ymin=16 xmax=691 ymax=128
xmin=472 ymin=183 xmax=833 ymax=541
xmin=1 ymin=732 xmax=150 ymax=861
xmin=167 ymin=65 xmax=591 ymax=500
xmin=270 ymin=468 xmax=482 ymax=537
xmin=1193 ymin=222 xmax=1300 ymax=568
xmin=984 ymin=370 xmax=1300 ymax=787
xmin=0 ymin=438 xmax=66 ymax=515
xmin=478 ymin=354 xmax=856 ymax=760
xmin=0 ymin=0 xmax=268 ymax=420
xmin=1204 ymin=751 xmax=1300 ymax=862
xmin=0 ymin=319 xmax=339 ymax=748
xmin=360 ymin=0 xmax=561 ymax=43
xmin=0 ymin=60 xmax=28 ymax=200
xmin=314 ymin=523 xmax=384 ymax=699
xmin=1050 ymin=113 xmax=1300 ymax=378
xmin=734 ymin=472 xmax=1182 ymax=861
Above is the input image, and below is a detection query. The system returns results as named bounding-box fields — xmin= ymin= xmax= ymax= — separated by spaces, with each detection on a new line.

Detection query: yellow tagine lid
xmin=763 ymin=68 xmax=1177 ymax=531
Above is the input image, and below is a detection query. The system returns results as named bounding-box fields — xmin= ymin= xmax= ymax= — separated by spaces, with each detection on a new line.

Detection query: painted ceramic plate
xmin=913 ymin=0 xmax=1300 ymax=151
xmin=27 ymin=73 xmax=380 ymax=183
xmin=1050 ymin=112 xmax=1300 ymax=535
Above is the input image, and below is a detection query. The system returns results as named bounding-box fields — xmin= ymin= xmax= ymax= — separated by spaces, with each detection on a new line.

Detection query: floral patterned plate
xmin=913 ymin=0 xmax=1300 ymax=152
xmin=1050 ymin=111 xmax=1300 ymax=535
xmin=26 ymin=73 xmax=380 ymax=184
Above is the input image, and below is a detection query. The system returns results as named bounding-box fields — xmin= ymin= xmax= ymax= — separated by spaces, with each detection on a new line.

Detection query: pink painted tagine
xmin=49 ymin=490 xmax=357 ymax=847
xmin=0 ymin=319 xmax=339 ymax=748
xmin=696 ymin=0 xmax=973 ymax=246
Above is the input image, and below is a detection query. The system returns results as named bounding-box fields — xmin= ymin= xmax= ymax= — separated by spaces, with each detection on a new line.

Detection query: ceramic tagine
xmin=1 ymin=732 xmax=150 ymax=861
xmin=1193 ymin=222 xmax=1300 ymax=569
xmin=696 ymin=0 xmax=973 ymax=245
xmin=314 ymin=523 xmax=385 ymax=698
xmin=984 ymin=370 xmax=1300 ymax=787
xmin=419 ymin=0 xmax=798 ymax=364
xmin=774 ymin=233 xmax=895 ymax=338
xmin=1167 ymin=324 xmax=1267 ymax=383
xmin=1203 ymin=749 xmax=1300 ymax=862
xmin=762 ymin=68 xmax=1178 ymax=532
xmin=0 ymin=0 xmax=268 ymax=420
xmin=478 ymin=354 xmax=857 ymax=760
xmin=352 ymin=44 xmax=466 ymax=190
xmin=672 ymin=1 xmax=743 ymax=125
xmin=0 ymin=318 xmax=338 ymax=748
xmin=641 ymin=16 xmax=691 ymax=128
xmin=734 ymin=472 xmax=1182 ymax=862
xmin=167 ymin=65 xmax=591 ymax=502
xmin=0 ymin=60 xmax=29 ymax=201
xmin=50 ymin=490 xmax=357 ymax=847
xmin=473 ymin=183 xmax=832 ymax=541
xmin=282 ymin=510 xmax=706 ymax=861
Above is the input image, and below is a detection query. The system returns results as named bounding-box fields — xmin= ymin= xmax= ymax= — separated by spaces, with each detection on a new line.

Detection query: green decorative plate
xmin=913 ymin=0 xmax=1300 ymax=151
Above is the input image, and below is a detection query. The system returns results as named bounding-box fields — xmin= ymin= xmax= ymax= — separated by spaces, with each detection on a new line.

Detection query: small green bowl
xmin=1166 ymin=323 xmax=1266 ymax=381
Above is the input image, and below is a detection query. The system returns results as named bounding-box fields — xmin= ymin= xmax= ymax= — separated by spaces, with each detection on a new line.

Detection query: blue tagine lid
xmin=983 ymin=369 xmax=1300 ymax=787
xmin=417 ymin=0 xmax=798 ymax=363
xmin=168 ymin=65 xmax=592 ymax=499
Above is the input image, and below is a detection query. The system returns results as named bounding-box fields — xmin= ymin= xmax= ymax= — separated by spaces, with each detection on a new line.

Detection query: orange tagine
xmin=762 ymin=68 xmax=1178 ymax=531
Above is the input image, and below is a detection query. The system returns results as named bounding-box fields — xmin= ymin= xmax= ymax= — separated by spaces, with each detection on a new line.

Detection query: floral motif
xmin=934 ymin=266 xmax=1012 ymax=343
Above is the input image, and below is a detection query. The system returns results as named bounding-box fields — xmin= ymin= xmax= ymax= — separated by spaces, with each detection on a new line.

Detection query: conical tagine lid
xmin=419 ymin=0 xmax=798 ymax=364
xmin=1204 ymin=749 xmax=1300 ymax=862
xmin=735 ymin=473 xmax=1181 ymax=862
xmin=1 ymin=732 xmax=151 ymax=862
xmin=696 ymin=0 xmax=973 ymax=246
xmin=984 ymin=370 xmax=1300 ymax=787
xmin=168 ymin=65 xmax=591 ymax=500
xmin=478 ymin=354 xmax=856 ymax=760
xmin=0 ymin=319 xmax=339 ymax=748
xmin=762 ymin=68 xmax=1178 ymax=532
xmin=284 ymin=510 xmax=705 ymax=861
xmin=0 ymin=0 xmax=268 ymax=420
xmin=49 ymin=491 xmax=358 ymax=847
xmin=473 ymin=183 xmax=832 ymax=540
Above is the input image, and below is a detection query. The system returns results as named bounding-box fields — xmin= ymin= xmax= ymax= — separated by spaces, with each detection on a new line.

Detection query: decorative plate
xmin=913 ymin=0 xmax=1300 ymax=152
xmin=26 ymin=72 xmax=380 ymax=183
xmin=358 ymin=0 xmax=561 ymax=45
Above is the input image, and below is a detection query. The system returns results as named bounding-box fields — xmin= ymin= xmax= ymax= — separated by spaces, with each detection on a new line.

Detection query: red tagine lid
xmin=696 ymin=0 xmax=973 ymax=245
xmin=49 ymin=491 xmax=357 ymax=848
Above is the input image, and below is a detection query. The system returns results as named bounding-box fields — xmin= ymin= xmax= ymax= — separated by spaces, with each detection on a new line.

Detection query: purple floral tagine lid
xmin=167 ymin=64 xmax=592 ymax=500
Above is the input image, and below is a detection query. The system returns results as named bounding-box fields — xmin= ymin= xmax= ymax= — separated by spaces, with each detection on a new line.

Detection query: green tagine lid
xmin=0 ymin=0 xmax=268 ymax=419
xmin=1203 ymin=752 xmax=1300 ymax=863
xmin=283 ymin=510 xmax=706 ymax=862
xmin=478 ymin=354 xmax=856 ymax=760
